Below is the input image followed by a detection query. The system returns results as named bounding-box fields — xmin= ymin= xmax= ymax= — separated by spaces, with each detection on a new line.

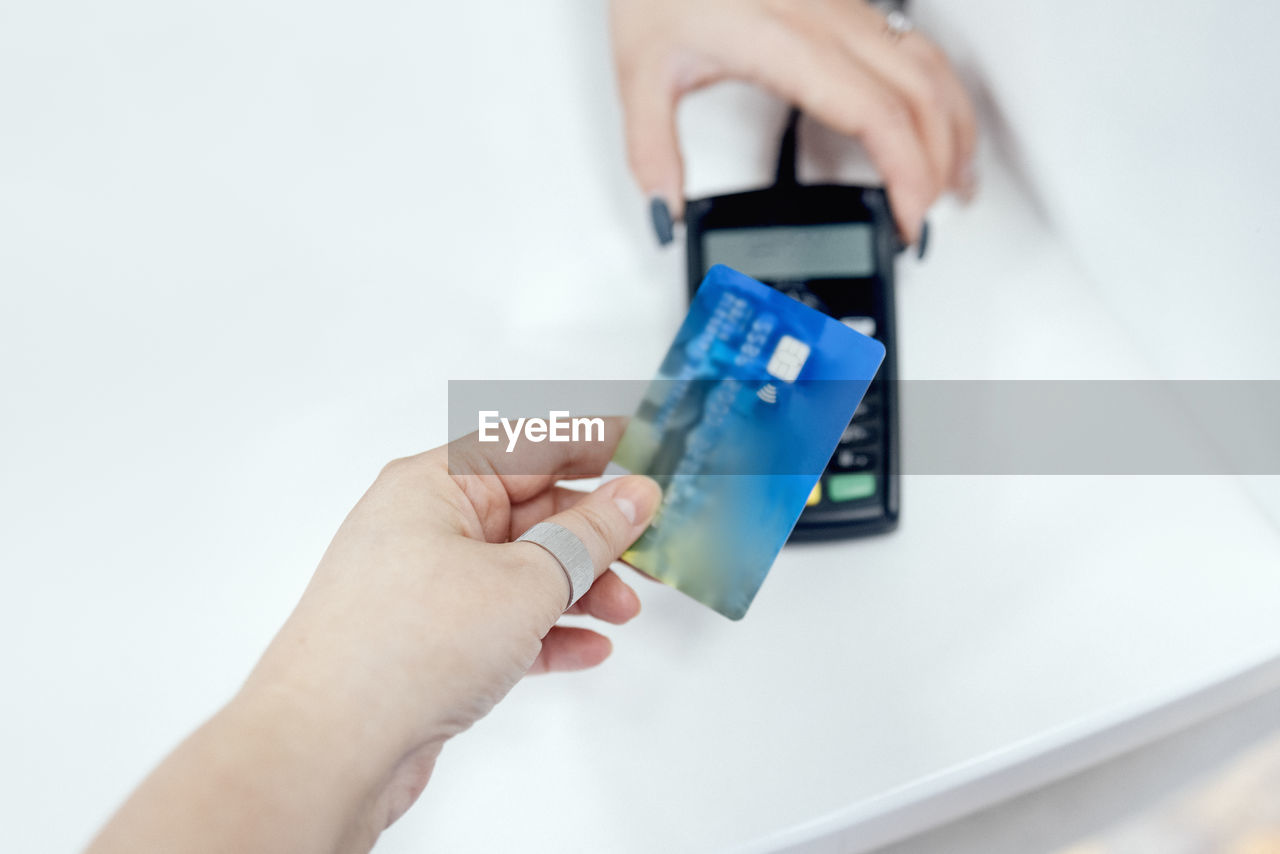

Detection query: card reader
xmin=683 ymin=108 xmax=913 ymax=540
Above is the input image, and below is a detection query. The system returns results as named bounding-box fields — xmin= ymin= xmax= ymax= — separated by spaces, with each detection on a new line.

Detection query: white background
xmin=2 ymin=1 xmax=1279 ymax=852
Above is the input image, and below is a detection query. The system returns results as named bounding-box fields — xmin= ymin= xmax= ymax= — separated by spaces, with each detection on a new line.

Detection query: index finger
xmin=713 ymin=17 xmax=937 ymax=242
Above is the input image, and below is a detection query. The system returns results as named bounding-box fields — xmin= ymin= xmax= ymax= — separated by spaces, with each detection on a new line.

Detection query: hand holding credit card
xmin=609 ymin=265 xmax=885 ymax=619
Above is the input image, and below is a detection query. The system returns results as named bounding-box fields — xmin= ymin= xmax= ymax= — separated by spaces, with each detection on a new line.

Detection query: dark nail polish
xmin=649 ymin=197 xmax=674 ymax=246
xmin=916 ymin=220 xmax=929 ymax=260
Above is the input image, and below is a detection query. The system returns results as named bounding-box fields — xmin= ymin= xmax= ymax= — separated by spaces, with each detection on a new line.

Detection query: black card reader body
xmin=683 ymin=110 xmax=908 ymax=540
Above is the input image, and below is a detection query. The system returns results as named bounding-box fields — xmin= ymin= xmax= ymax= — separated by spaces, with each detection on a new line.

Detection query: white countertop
xmin=2 ymin=2 xmax=1278 ymax=852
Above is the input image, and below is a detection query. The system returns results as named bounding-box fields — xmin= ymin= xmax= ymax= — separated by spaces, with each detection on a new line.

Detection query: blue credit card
xmin=609 ymin=265 xmax=885 ymax=619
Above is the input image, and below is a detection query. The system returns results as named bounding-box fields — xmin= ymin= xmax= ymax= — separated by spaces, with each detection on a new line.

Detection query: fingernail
xmin=916 ymin=220 xmax=929 ymax=260
xmin=649 ymin=197 xmax=674 ymax=246
xmin=614 ymin=495 xmax=637 ymax=525
xmin=613 ymin=476 xmax=661 ymax=527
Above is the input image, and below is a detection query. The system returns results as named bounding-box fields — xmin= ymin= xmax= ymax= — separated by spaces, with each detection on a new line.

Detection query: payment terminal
xmin=683 ymin=109 xmax=912 ymax=540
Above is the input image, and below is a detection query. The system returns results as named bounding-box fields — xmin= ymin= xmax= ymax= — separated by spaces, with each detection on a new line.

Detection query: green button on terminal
xmin=827 ymin=472 xmax=877 ymax=503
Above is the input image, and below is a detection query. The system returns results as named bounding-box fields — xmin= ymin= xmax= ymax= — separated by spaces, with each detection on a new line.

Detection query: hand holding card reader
xmin=683 ymin=109 xmax=914 ymax=540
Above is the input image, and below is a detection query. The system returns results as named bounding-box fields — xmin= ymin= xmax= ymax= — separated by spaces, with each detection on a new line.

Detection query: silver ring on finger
xmin=516 ymin=522 xmax=594 ymax=610
xmin=884 ymin=9 xmax=914 ymax=42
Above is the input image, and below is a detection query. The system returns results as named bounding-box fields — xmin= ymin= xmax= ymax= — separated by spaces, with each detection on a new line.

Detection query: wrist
xmin=239 ymin=618 xmax=453 ymax=771
xmin=225 ymin=676 xmax=446 ymax=847
xmin=224 ymin=679 xmax=389 ymax=800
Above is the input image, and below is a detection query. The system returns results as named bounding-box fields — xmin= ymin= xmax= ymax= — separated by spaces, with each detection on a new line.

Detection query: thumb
xmin=617 ymin=60 xmax=686 ymax=226
xmin=514 ymin=475 xmax=662 ymax=609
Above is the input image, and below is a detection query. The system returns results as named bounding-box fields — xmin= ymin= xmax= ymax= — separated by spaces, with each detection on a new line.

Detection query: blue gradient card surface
xmin=610 ymin=265 xmax=885 ymax=619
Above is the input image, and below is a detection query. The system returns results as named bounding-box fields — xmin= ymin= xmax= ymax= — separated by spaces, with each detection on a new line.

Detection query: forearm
xmin=84 ymin=682 xmax=411 ymax=854
xmin=83 ymin=566 xmax=534 ymax=854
